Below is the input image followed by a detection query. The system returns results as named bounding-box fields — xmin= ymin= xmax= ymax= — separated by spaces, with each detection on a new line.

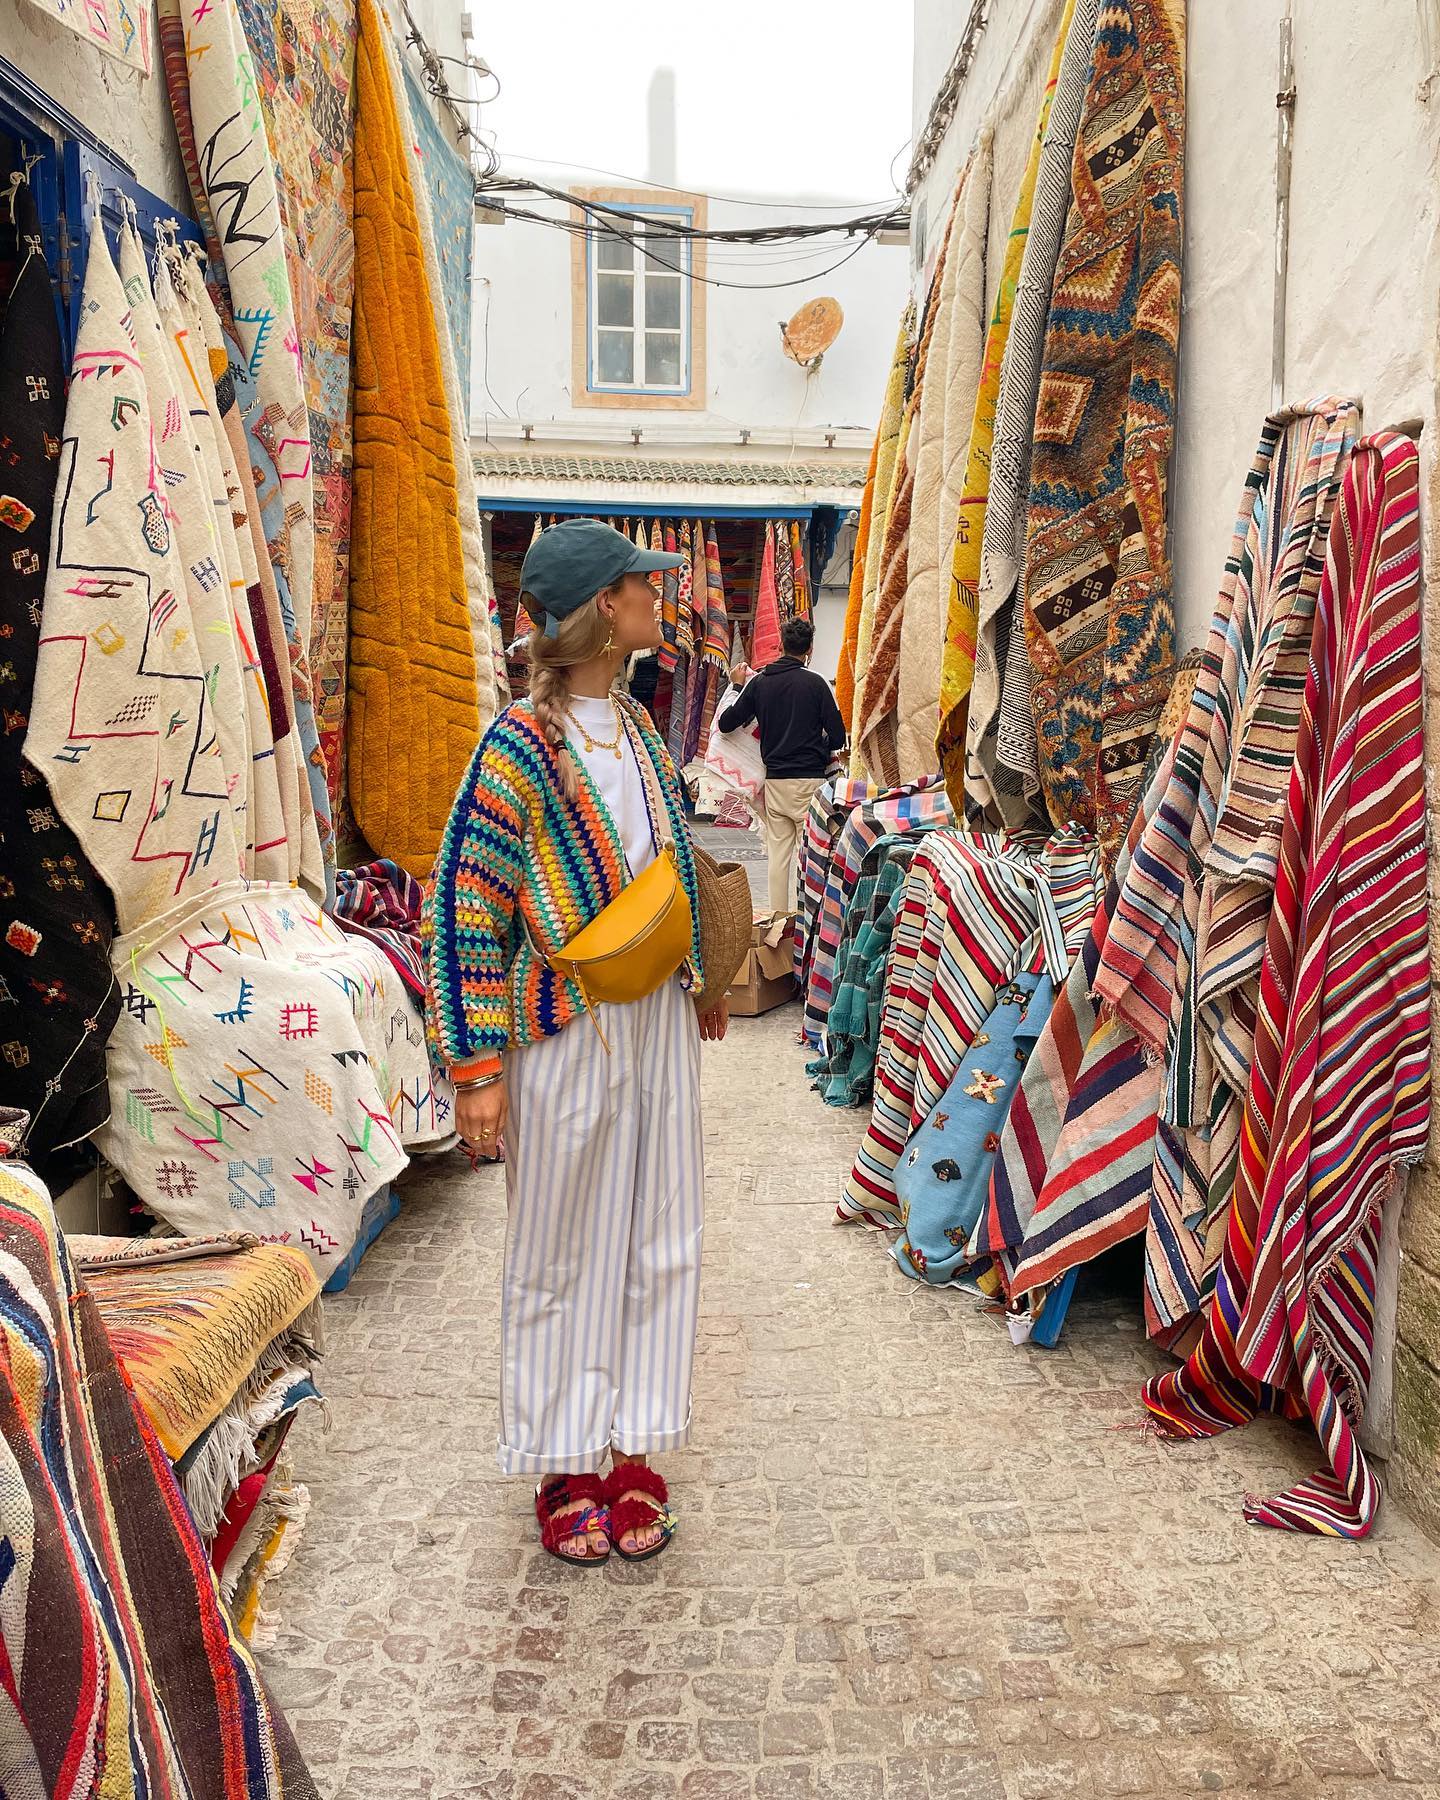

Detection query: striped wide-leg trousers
xmin=496 ymin=976 xmax=705 ymax=1475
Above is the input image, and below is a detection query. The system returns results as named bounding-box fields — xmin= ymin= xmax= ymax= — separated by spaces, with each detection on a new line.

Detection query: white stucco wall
xmin=471 ymin=176 xmax=910 ymax=445
xmin=910 ymin=0 xmax=1440 ymax=651
xmin=5 ymin=1 xmax=188 ymax=205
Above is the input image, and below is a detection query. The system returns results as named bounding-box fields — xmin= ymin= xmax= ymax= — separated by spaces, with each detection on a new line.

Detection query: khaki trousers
xmin=760 ymin=776 xmax=824 ymax=914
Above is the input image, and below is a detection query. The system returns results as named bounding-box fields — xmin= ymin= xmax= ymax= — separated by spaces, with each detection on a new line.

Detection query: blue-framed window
xmin=585 ymin=203 xmax=693 ymax=397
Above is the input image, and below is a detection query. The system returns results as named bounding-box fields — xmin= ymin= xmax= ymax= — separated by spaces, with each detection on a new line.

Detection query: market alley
xmin=261 ymin=1006 xmax=1440 ymax=1800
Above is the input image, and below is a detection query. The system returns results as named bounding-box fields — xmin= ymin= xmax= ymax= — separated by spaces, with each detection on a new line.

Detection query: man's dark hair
xmin=781 ymin=617 xmax=814 ymax=658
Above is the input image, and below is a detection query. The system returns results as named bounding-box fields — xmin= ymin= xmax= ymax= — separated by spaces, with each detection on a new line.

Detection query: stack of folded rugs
xmin=70 ymin=1228 xmax=324 ymax=1643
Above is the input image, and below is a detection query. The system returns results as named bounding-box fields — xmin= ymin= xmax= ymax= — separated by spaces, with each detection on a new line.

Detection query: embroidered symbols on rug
xmin=126 ymin=1087 xmax=178 ymax=1140
xmin=42 ymin=856 xmax=86 ymax=890
xmin=301 ymin=1220 xmax=340 ymax=1256
xmin=0 ymin=496 xmax=35 ymax=532
xmin=104 ymin=694 xmax=158 ymax=729
xmin=281 ymin=1001 xmax=319 ymax=1039
xmin=154 ymin=1158 xmax=198 ymax=1198
xmin=228 ymin=1157 xmax=277 ymax=1210
xmin=931 ymin=1158 xmax=963 ymax=1183
xmin=122 ymin=983 xmax=157 ymax=1022
xmin=964 ymin=1068 xmax=1007 ymax=1104
xmin=142 ymin=1026 xmax=187 ymax=1069
xmin=93 ymin=790 xmax=131 ymax=822
xmin=1033 ymin=368 xmax=1094 ymax=445
xmin=136 ymin=491 xmax=170 ymax=554
xmin=5 ymin=921 xmax=41 ymax=956
xmin=293 ymin=1156 xmax=335 ymax=1195
xmin=214 ymin=976 xmax=255 ymax=1024
xmin=99 ymin=886 xmax=447 ymax=1267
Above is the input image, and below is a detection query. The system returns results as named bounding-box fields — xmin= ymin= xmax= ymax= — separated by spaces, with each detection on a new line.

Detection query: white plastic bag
xmin=703 ymin=681 xmax=766 ymax=800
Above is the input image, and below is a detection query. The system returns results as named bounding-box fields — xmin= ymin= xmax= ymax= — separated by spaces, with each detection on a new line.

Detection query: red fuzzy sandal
xmin=604 ymin=1462 xmax=677 ymax=1563
xmin=535 ymin=1474 xmax=611 ymax=1567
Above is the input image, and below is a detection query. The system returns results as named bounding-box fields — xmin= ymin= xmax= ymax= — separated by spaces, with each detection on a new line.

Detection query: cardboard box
xmin=727 ymin=912 xmax=798 ymax=1017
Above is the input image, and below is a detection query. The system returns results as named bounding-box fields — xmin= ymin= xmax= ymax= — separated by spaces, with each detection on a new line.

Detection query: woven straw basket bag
xmin=690 ymin=846 xmax=754 ymax=1015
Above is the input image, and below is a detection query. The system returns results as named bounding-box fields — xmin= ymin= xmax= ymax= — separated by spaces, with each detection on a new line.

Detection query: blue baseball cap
xmin=520 ymin=518 xmax=684 ymax=638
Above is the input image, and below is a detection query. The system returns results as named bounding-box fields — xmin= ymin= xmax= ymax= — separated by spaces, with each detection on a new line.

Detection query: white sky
xmin=470 ymin=0 xmax=916 ymax=203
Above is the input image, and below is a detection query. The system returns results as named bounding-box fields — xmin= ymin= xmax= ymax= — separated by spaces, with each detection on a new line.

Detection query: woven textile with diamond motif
xmin=1022 ymin=0 xmax=1186 ymax=857
xmin=0 ymin=189 xmax=120 ymax=1188
xmin=969 ymin=0 xmax=1098 ymax=826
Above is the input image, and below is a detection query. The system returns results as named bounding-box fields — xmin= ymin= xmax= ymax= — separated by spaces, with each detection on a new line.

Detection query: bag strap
xmin=619 ymin=702 xmax=677 ymax=855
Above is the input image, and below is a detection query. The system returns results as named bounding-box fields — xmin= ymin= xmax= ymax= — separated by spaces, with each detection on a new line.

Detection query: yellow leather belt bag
xmin=544 ymin=713 xmax=693 ymax=1048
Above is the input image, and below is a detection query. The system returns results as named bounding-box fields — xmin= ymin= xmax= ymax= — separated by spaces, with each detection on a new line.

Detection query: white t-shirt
xmin=566 ymin=694 xmax=656 ymax=875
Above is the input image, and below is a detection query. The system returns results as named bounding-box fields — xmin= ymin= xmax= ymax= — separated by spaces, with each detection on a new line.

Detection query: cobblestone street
xmin=264 ymin=1005 xmax=1440 ymax=1800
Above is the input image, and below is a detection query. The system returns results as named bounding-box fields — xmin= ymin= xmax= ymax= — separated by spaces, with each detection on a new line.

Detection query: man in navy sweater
xmin=718 ymin=617 xmax=846 ymax=913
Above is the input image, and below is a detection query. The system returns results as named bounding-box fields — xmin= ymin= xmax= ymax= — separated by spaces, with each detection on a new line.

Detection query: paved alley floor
xmin=263 ymin=1005 xmax=1440 ymax=1800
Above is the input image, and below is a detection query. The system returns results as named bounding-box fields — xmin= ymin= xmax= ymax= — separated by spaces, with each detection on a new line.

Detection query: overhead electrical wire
xmin=424 ymin=47 xmax=502 ymax=103
xmin=400 ymin=0 xmax=499 ymax=175
xmin=907 ymin=0 xmax=991 ymax=192
xmin=493 ymin=149 xmax=905 ymax=213
xmin=401 ymin=19 xmax=908 ymax=288
xmin=486 ymin=195 xmax=892 ymax=291
xmin=482 ymin=173 xmax=906 ymax=246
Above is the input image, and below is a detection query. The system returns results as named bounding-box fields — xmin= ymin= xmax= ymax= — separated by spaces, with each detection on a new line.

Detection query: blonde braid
xmin=527 ymin=660 xmax=580 ymax=801
xmin=525 ymin=590 xmax=619 ymax=802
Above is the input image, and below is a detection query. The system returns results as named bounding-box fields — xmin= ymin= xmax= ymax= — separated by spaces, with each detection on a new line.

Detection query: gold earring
xmin=603 ymin=629 xmax=616 ymax=656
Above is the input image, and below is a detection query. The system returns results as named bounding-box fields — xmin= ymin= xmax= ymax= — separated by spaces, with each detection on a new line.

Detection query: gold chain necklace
xmin=563 ymin=697 xmax=624 ymax=760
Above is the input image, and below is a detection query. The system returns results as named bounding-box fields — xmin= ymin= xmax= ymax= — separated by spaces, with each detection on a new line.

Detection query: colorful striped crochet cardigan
xmin=425 ymin=695 xmax=705 ymax=1080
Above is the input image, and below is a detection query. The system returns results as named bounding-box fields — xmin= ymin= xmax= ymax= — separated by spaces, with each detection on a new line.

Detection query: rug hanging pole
xmin=1271 ymin=3 xmax=1296 ymax=411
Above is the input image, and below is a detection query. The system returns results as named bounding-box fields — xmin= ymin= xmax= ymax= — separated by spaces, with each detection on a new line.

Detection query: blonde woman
xmin=426 ymin=519 xmax=728 ymax=1565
